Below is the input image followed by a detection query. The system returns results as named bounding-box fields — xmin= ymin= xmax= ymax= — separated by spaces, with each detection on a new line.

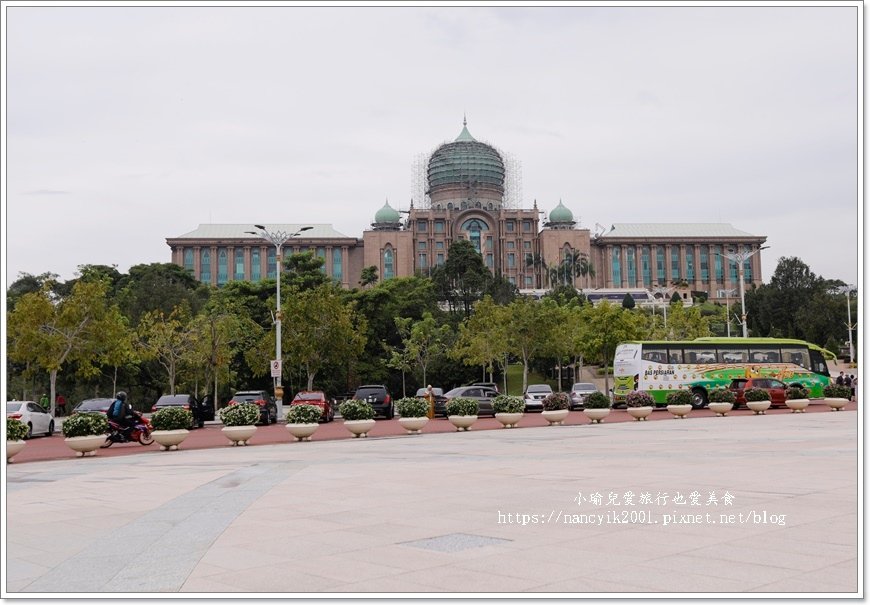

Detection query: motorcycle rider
xmin=107 ymin=391 xmax=139 ymax=441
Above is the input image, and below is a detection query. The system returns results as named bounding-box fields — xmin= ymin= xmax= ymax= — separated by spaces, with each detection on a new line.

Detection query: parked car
xmin=523 ymin=384 xmax=554 ymax=412
xmin=6 ymin=401 xmax=54 ymax=439
xmin=470 ymin=382 xmax=500 ymax=393
xmin=229 ymin=390 xmax=278 ymax=425
xmin=569 ymin=382 xmax=597 ymax=409
xmin=151 ymin=394 xmax=204 ymax=428
xmin=728 ymin=378 xmax=788 ymax=407
xmin=441 ymin=386 xmax=499 ymax=417
xmin=290 ymin=391 xmax=334 ymax=422
xmin=352 ymin=385 xmax=393 ymax=419
xmin=72 ymin=397 xmax=114 ymax=415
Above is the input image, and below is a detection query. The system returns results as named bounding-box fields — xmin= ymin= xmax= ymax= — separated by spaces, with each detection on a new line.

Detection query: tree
xmin=525 ymin=253 xmax=550 ymax=288
xmin=622 ymin=292 xmax=636 ymax=309
xmin=284 ymin=251 xmax=330 ymax=291
xmin=505 ymin=297 xmax=560 ymax=393
xmin=395 ymin=312 xmax=452 ymax=387
xmin=433 ymin=240 xmax=491 ymax=316
xmin=670 ymin=292 xmax=682 ymax=305
xmin=137 ymin=305 xmax=198 ymax=395
xmin=117 ymin=263 xmax=207 ymax=326
xmin=661 ymin=300 xmax=712 ymax=340
xmin=583 ymin=302 xmax=646 ymax=394
xmin=451 ymin=296 xmax=510 ymax=388
xmin=359 ymin=266 xmax=378 ymax=288
xmin=7 ymin=280 xmax=119 ymax=416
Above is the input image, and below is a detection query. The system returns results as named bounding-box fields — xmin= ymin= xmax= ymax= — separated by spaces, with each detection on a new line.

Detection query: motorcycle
xmin=102 ymin=415 xmax=155 ymax=448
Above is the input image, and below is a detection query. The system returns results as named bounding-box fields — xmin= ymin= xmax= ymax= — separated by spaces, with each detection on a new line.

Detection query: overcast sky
xmin=4 ymin=3 xmax=861 ymax=288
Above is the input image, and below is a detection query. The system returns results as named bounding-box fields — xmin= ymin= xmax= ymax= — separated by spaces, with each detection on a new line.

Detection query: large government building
xmin=167 ymin=120 xmax=767 ymax=303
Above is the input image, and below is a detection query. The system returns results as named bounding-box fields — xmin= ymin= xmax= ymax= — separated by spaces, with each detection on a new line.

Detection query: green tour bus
xmin=613 ymin=337 xmax=835 ymax=408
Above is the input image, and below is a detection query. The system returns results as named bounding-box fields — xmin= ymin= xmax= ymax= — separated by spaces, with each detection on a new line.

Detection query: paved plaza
xmin=4 ymin=410 xmax=859 ymax=596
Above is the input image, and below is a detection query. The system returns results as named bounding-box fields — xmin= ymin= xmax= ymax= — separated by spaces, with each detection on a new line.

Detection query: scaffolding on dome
xmin=500 ymin=148 xmax=522 ymax=210
xmin=411 ymin=152 xmax=430 ymax=208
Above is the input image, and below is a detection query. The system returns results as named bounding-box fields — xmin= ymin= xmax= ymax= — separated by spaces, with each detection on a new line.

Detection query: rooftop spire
xmin=455 ymin=114 xmax=476 ymax=142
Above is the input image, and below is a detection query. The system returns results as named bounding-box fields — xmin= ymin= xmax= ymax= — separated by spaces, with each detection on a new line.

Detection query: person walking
xmin=55 ymin=394 xmax=67 ymax=417
xmin=39 ymin=393 xmax=49 ymax=410
xmin=850 ymin=375 xmax=857 ymax=402
xmin=836 ymin=371 xmax=845 ymax=386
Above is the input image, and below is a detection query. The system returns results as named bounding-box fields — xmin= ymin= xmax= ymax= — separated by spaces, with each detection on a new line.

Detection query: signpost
xmin=271 ymin=360 xmax=282 ymax=379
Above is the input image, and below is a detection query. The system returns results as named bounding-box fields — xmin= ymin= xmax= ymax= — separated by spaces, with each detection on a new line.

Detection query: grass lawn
xmin=503 ymin=364 xmax=563 ymax=396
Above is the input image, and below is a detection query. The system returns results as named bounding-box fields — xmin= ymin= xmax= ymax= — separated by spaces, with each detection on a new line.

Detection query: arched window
xmin=267 ymin=248 xmax=276 ymax=279
xmin=251 ymin=248 xmax=261 ymax=282
xmin=183 ymin=248 xmax=194 ymax=274
xmin=217 ymin=248 xmax=228 ymax=285
xmin=383 ymin=247 xmax=395 ymax=280
xmin=332 ymin=248 xmax=342 ymax=282
xmin=460 ymin=218 xmax=489 ymax=253
xmin=200 ymin=249 xmax=211 ymax=283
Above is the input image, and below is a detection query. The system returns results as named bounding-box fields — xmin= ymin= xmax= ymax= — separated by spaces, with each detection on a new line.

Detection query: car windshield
xmin=76 ymin=399 xmax=112 ymax=410
xmin=572 ymin=383 xmax=595 ymax=391
xmin=527 ymin=385 xmax=552 ymax=393
xmin=6 ymin=403 xmax=22 ymax=413
xmin=157 ymin=395 xmax=190 ymax=404
xmin=294 ymin=393 xmax=324 ymax=401
xmin=445 ymin=388 xmax=465 ymax=397
xmin=416 ymin=388 xmax=444 ymax=397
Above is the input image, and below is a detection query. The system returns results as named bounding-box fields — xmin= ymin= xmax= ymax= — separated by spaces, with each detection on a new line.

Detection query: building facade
xmin=166 ymin=121 xmax=767 ymax=302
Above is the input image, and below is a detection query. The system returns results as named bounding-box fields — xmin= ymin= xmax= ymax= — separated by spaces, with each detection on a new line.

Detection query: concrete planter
xmin=448 ymin=415 xmax=478 ymax=431
xmin=583 ymin=408 xmax=611 ymax=424
xmin=152 ymin=429 xmax=189 ymax=451
xmin=64 ymin=435 xmax=106 ymax=457
xmin=541 ymin=409 xmax=570 ymax=425
xmin=494 ymin=412 xmax=523 ymax=428
xmin=625 ymin=406 xmax=654 ymax=421
xmin=667 ymin=404 xmax=693 ymax=419
xmin=6 ymin=440 xmax=26 ymax=463
xmin=825 ymin=398 xmax=849 ymax=411
xmin=221 ymin=425 xmax=257 ymax=446
xmin=708 ymin=402 xmax=733 ymax=416
xmin=746 ymin=400 xmax=771 ymax=415
xmin=397 ymin=417 xmax=429 ymax=434
xmin=286 ymin=423 xmax=319 ymax=442
xmin=344 ymin=419 xmax=376 ymax=438
xmin=785 ymin=398 xmax=810 ymax=413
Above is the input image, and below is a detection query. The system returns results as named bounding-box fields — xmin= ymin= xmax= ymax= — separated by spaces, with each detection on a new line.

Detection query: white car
xmin=523 ymin=384 xmax=554 ymax=412
xmin=6 ymin=401 xmax=55 ymax=439
xmin=570 ymin=382 xmax=598 ymax=409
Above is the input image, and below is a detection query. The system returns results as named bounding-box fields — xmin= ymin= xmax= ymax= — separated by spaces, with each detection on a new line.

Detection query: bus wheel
xmin=691 ymin=388 xmax=707 ymax=409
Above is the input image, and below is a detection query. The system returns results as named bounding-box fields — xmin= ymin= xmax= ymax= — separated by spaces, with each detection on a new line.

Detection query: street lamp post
xmin=722 ymin=288 xmax=738 ymax=337
xmin=718 ymin=246 xmax=769 ymax=338
xmin=652 ymin=285 xmax=670 ymax=333
xmin=837 ymin=285 xmax=856 ymax=364
xmin=246 ymin=224 xmax=313 ymax=419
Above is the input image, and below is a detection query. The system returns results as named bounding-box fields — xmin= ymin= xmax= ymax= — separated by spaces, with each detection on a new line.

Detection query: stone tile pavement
xmin=3 ymin=411 xmax=860 ymax=596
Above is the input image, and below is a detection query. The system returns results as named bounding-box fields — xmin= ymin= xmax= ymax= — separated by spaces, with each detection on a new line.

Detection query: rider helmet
xmin=115 ymin=391 xmax=127 ymax=402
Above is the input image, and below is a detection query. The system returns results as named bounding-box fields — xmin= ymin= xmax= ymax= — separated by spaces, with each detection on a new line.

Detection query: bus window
xmin=642 ymin=347 xmax=668 ymax=363
xmin=667 ymin=348 xmax=684 ymax=364
xmin=749 ymin=347 xmax=780 ymax=363
xmin=718 ymin=348 xmax=748 ymax=364
xmin=781 ymin=347 xmax=810 ymax=369
xmin=809 ymin=350 xmax=830 ymax=377
xmin=683 ymin=346 xmax=717 ymax=364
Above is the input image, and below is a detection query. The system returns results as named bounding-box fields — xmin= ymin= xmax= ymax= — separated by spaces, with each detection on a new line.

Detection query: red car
xmin=290 ymin=391 xmax=335 ymax=423
xmin=728 ymin=378 xmax=788 ymax=407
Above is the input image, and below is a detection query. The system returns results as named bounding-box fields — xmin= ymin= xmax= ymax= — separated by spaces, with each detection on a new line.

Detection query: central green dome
xmin=427 ymin=121 xmax=505 ymax=193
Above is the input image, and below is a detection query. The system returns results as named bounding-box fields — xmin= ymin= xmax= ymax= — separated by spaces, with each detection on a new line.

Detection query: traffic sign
xmin=270 ymin=359 xmax=282 ymax=378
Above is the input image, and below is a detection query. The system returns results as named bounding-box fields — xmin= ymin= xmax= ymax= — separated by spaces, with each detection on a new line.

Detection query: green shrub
xmin=286 ymin=404 xmax=322 ymax=424
xmin=219 ymin=402 xmax=260 ymax=426
xmin=339 ymin=399 xmax=375 ymax=421
xmin=542 ymin=392 xmax=570 ymax=411
xmin=743 ymin=388 xmax=770 ymax=402
xmin=666 ymin=390 xmax=693 ymax=406
xmin=151 ymin=406 xmax=192 ymax=431
xmin=786 ymin=386 xmax=809 ymax=400
xmin=584 ymin=392 xmax=611 ymax=409
xmin=708 ymin=388 xmax=736 ymax=404
xmin=823 ymin=384 xmax=851 ymax=399
xmin=62 ymin=412 xmax=109 ymax=438
xmin=492 ymin=395 xmax=525 ymax=414
xmin=625 ymin=390 xmax=655 ymax=408
xmin=396 ymin=397 xmax=428 ymax=418
xmin=446 ymin=397 xmax=479 ymax=417
xmin=6 ymin=418 xmax=28 ymax=441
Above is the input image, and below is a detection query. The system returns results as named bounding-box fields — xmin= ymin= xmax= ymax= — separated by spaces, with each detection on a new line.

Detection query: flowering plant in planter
xmin=665 ymin=390 xmax=693 ymax=406
xmin=743 ymin=388 xmax=770 ymax=402
xmin=786 ymin=386 xmax=809 ymax=400
xmin=286 ymin=404 xmax=322 ymax=424
xmin=823 ymin=384 xmax=851 ymax=399
xmin=492 ymin=395 xmax=525 ymax=414
xmin=446 ymin=397 xmax=479 ymax=417
xmin=584 ymin=392 xmax=611 ymax=409
xmin=708 ymin=388 xmax=736 ymax=404
xmin=396 ymin=397 xmax=429 ymax=418
xmin=625 ymin=390 xmax=655 ymax=408
xmin=219 ymin=403 xmax=260 ymax=426
xmin=6 ymin=418 xmax=28 ymax=441
xmin=61 ymin=412 xmax=109 ymax=438
xmin=542 ymin=392 xmax=570 ymax=411
xmin=339 ymin=399 xmax=375 ymax=421
xmin=151 ymin=407 xmax=193 ymax=431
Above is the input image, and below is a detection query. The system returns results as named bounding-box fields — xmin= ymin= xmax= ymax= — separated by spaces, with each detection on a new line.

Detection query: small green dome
xmin=549 ymin=200 xmax=574 ymax=223
xmin=374 ymin=200 xmax=401 ymax=224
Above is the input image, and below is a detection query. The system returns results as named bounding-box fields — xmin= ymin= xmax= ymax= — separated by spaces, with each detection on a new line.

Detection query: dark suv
xmin=151 ymin=394 xmax=204 ymax=428
xmin=353 ymin=385 xmax=393 ymax=419
xmin=229 ymin=390 xmax=278 ymax=425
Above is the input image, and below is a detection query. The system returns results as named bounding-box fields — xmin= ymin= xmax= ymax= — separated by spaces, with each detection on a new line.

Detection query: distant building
xmin=166 ymin=120 xmax=766 ymax=302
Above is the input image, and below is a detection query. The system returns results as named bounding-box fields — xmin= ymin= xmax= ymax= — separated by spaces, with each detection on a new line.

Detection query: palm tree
xmin=525 ymin=254 xmax=550 ymax=289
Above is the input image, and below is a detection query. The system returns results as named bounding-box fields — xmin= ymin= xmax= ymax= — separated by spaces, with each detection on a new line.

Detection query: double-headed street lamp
xmin=836 ymin=284 xmax=856 ymax=364
xmin=246 ymin=224 xmax=313 ymax=417
xmin=717 ymin=246 xmax=769 ymax=338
